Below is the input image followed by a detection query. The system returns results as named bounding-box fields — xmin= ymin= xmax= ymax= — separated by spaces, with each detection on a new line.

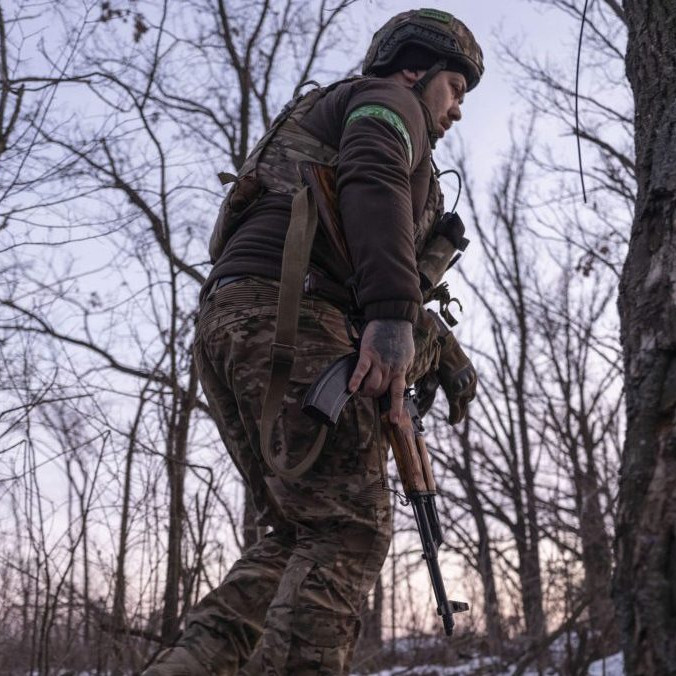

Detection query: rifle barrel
xmin=411 ymin=494 xmax=455 ymax=636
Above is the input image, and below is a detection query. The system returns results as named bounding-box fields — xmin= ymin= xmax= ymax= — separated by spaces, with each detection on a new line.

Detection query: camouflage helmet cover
xmin=362 ymin=8 xmax=484 ymax=91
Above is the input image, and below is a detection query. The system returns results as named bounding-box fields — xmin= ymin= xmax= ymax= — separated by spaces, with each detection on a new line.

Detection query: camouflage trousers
xmin=145 ymin=277 xmax=392 ymax=675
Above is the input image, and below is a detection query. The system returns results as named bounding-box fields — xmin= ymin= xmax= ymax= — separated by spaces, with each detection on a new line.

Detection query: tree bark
xmin=616 ymin=2 xmax=676 ymax=673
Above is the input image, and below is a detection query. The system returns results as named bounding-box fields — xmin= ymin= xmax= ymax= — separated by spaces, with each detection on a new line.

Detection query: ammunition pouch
xmin=418 ymin=211 xmax=469 ymax=298
xmin=208 ymin=174 xmax=264 ymax=263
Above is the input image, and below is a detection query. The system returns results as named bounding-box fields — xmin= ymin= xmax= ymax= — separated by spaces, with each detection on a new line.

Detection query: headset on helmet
xmin=362 ymin=8 xmax=484 ymax=92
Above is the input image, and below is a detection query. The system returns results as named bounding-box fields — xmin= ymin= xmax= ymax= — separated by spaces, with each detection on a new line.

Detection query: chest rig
xmin=208 ymin=80 xmax=345 ymax=265
xmin=208 ymin=77 xmax=465 ymax=295
xmin=207 ymin=79 xmax=467 ymax=479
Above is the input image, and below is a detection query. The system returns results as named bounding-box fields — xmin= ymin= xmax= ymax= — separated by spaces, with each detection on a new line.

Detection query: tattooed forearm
xmin=367 ymin=319 xmax=413 ymax=367
xmin=349 ymin=318 xmax=415 ymax=409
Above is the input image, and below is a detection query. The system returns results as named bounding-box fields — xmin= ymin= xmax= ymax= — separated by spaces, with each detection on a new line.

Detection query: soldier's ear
xmin=401 ymin=69 xmax=426 ymax=86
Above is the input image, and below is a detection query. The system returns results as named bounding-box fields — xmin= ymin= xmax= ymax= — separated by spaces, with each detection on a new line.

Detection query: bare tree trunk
xmin=460 ymin=132 xmax=546 ymax=645
xmin=520 ymin=482 xmax=544 ymax=643
xmin=82 ymin=515 xmax=90 ymax=644
xmin=515 ymin=284 xmax=545 ymax=644
xmin=566 ymin=420 xmax=616 ymax=644
xmin=453 ymin=426 xmax=503 ymax=652
xmin=615 ymin=1 xmax=676 ymax=673
xmin=161 ymin=358 xmax=198 ymax=642
xmin=112 ymin=392 xmax=148 ymax=671
xmin=576 ymin=449 xmax=617 ymax=647
xmin=516 ymin=525 xmax=545 ymax=642
xmin=67 ymin=468 xmax=75 ymax=643
xmin=161 ymin=442 xmax=185 ymax=642
xmin=467 ymin=491 xmax=502 ymax=650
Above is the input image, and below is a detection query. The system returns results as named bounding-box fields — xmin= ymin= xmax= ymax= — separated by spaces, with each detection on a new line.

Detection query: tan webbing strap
xmin=260 ymin=186 xmax=328 ymax=479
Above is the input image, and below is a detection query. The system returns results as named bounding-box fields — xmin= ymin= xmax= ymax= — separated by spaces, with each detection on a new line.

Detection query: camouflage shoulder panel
xmin=345 ymin=104 xmax=413 ymax=166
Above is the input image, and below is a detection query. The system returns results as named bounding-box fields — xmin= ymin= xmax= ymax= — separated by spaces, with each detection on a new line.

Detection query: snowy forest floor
xmin=359 ymin=651 xmax=623 ymax=676
xmin=350 ymin=633 xmax=624 ymax=675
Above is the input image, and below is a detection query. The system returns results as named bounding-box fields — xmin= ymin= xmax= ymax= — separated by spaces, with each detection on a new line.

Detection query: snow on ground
xmin=359 ymin=651 xmax=625 ymax=675
xmin=43 ymin=649 xmax=625 ymax=675
xmin=588 ymin=651 xmax=624 ymax=675
xmin=358 ymin=657 xmax=500 ymax=676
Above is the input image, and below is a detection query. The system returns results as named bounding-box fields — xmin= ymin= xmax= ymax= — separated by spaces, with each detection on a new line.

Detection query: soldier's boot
xmin=141 ymin=646 xmax=210 ymax=676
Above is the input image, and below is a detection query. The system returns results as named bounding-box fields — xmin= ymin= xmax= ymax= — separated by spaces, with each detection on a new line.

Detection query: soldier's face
xmin=420 ymin=70 xmax=466 ymax=139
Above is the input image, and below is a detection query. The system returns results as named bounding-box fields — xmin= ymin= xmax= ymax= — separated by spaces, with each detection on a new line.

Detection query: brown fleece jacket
xmin=205 ymin=77 xmax=433 ymax=322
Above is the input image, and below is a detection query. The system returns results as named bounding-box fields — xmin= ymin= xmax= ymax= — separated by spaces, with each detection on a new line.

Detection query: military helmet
xmin=362 ymin=8 xmax=484 ymax=91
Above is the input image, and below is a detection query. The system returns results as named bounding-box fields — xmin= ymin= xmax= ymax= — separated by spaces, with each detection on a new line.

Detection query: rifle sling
xmin=260 ymin=186 xmax=328 ymax=479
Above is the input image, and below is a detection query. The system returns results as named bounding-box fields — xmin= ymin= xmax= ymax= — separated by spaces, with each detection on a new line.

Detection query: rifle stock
xmin=298 ymin=161 xmax=353 ymax=283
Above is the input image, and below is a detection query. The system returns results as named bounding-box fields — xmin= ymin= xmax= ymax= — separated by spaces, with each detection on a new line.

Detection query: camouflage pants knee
xmin=145 ymin=277 xmax=392 ymax=675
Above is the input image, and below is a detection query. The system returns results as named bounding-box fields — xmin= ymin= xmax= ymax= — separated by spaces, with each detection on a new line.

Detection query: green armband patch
xmin=419 ymin=8 xmax=453 ymax=23
xmin=345 ymin=104 xmax=413 ymax=166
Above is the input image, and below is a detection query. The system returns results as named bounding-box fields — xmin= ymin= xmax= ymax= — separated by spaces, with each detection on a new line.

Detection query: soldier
xmin=144 ymin=8 xmax=482 ymax=675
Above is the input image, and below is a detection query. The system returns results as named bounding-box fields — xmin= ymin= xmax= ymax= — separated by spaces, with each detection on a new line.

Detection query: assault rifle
xmin=302 ymin=352 xmax=469 ymax=636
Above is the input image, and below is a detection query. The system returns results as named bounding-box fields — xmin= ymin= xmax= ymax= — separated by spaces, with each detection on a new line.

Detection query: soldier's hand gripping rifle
xmin=302 ymin=353 xmax=469 ymax=636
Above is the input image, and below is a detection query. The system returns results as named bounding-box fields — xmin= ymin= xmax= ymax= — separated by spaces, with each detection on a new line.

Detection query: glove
xmin=437 ymin=330 xmax=477 ymax=424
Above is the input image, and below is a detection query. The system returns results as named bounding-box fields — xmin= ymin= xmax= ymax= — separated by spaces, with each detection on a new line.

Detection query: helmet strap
xmin=412 ymin=60 xmax=447 ymax=96
xmin=411 ymin=59 xmax=447 ymax=148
